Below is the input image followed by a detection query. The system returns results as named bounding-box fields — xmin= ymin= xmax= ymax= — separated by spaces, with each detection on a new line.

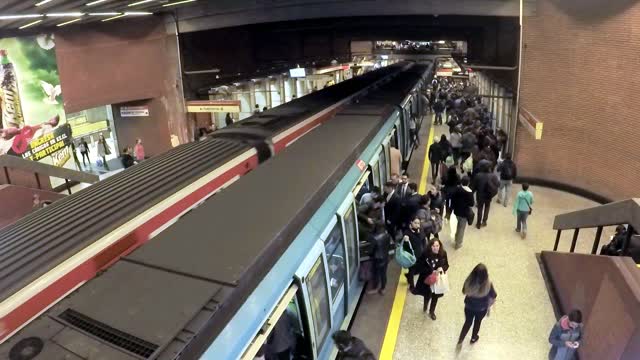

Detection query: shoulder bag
xmin=395 ymin=237 xmax=416 ymax=269
xmin=524 ymin=197 xmax=533 ymax=215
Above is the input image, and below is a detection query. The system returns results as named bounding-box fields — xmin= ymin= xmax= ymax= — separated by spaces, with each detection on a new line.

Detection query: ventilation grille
xmin=59 ymin=309 xmax=158 ymax=359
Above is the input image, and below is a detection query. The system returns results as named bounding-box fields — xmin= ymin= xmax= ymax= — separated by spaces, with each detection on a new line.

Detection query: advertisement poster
xmin=0 ymin=34 xmax=67 ymax=166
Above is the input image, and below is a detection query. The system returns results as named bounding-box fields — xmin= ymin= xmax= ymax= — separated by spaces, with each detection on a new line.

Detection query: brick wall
xmin=517 ymin=0 xmax=640 ymax=201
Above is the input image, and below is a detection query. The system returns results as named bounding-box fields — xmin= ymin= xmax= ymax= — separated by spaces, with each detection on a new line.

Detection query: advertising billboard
xmin=0 ymin=34 xmax=67 ymax=166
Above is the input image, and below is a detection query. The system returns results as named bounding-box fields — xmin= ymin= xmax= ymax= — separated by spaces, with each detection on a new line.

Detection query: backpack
xmin=502 ymin=161 xmax=513 ymax=179
xmin=487 ymin=173 xmax=500 ymax=198
xmin=395 ymin=237 xmax=416 ymax=268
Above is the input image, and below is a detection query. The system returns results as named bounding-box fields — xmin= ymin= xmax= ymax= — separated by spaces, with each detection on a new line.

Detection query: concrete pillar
xmin=284 ymin=77 xmax=293 ymax=102
xmin=271 ymin=77 xmax=282 ymax=107
xmin=255 ymin=80 xmax=267 ymax=111
xmin=238 ymin=84 xmax=252 ymax=121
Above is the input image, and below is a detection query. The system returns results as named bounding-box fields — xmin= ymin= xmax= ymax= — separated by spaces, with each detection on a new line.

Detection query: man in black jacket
xmin=400 ymin=183 xmax=421 ymax=229
xmin=333 ymin=330 xmax=375 ymax=360
xmin=471 ymin=162 xmax=499 ymax=229
xmin=496 ymin=153 xmax=517 ymax=207
xmin=368 ymin=223 xmax=391 ymax=295
xmin=383 ymin=181 xmax=401 ymax=238
xmin=428 ymin=138 xmax=443 ymax=182
xmin=451 ymin=176 xmax=475 ymax=250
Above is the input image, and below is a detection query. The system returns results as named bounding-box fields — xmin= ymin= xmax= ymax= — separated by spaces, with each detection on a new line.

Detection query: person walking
xmin=368 ymin=223 xmax=391 ymax=295
xmin=428 ymin=138 xmax=443 ymax=182
xmin=548 ymin=310 xmax=583 ymax=360
xmin=96 ymin=134 xmax=111 ymax=170
xmin=442 ymin=165 xmax=460 ymax=220
xmin=225 ymin=113 xmax=234 ymax=127
xmin=414 ymin=239 xmax=449 ymax=320
xmin=514 ymin=183 xmax=534 ymax=239
xmin=433 ymin=99 xmax=445 ymax=125
xmin=70 ymin=141 xmax=82 ymax=171
xmin=471 ymin=161 xmax=499 ymax=229
xmin=449 ymin=127 xmax=462 ymax=165
xmin=403 ymin=216 xmax=427 ymax=292
xmin=450 ymin=176 xmax=474 ymax=250
xmin=133 ymin=138 xmax=145 ymax=162
xmin=457 ymin=263 xmax=497 ymax=346
xmin=79 ymin=138 xmax=90 ymax=167
xmin=496 ymin=153 xmax=517 ymax=206
xmin=383 ymin=181 xmax=401 ymax=238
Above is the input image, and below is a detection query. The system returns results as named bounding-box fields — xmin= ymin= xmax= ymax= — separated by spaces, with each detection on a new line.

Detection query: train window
xmin=323 ymin=222 xmax=346 ymax=303
xmin=390 ymin=127 xmax=398 ymax=148
xmin=343 ymin=205 xmax=358 ymax=283
xmin=306 ymin=256 xmax=331 ymax=354
xmin=371 ymin=161 xmax=380 ymax=188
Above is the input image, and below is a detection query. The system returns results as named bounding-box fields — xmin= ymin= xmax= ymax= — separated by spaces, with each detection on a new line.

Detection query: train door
xmin=320 ymin=217 xmax=348 ymax=323
xmin=295 ymin=242 xmax=333 ymax=359
xmin=368 ymin=151 xmax=381 ymax=189
xmin=239 ymin=284 xmax=313 ymax=360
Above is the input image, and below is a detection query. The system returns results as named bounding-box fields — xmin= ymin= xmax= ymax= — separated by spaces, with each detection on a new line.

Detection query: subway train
xmin=0 ymin=64 xmax=411 ymax=345
xmin=0 ymin=61 xmax=433 ymax=360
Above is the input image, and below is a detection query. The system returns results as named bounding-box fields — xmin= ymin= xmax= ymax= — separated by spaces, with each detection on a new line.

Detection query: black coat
xmin=371 ymin=232 xmax=391 ymax=261
xmin=471 ymin=170 xmax=493 ymax=201
xmin=497 ymin=159 xmax=517 ymax=180
xmin=415 ymin=250 xmax=450 ymax=297
xmin=403 ymin=228 xmax=426 ymax=258
xmin=400 ymin=193 xmax=422 ymax=227
xmin=428 ymin=142 xmax=444 ymax=162
xmin=384 ymin=191 xmax=401 ymax=227
xmin=451 ymin=186 xmax=474 ymax=218
xmin=121 ymin=154 xmax=134 ymax=169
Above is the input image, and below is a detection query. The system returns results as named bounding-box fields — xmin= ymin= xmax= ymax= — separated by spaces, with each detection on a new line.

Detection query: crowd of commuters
xmin=71 ymin=135 xmax=146 ymax=171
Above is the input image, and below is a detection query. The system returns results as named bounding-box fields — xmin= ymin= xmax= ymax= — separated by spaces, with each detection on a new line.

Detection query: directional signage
xmin=187 ymin=100 xmax=241 ymax=113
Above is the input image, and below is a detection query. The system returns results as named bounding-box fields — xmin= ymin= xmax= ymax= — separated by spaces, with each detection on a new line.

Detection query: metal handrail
xmin=0 ymin=155 xmax=99 ymax=194
xmin=553 ymin=198 xmax=640 ymax=231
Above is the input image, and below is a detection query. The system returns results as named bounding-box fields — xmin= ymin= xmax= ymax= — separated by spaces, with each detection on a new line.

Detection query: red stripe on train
xmin=0 ymin=155 xmax=259 ymax=343
xmin=272 ymin=109 xmax=340 ymax=153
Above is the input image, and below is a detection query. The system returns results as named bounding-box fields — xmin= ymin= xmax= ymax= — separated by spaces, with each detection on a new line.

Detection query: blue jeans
xmin=498 ymin=180 xmax=512 ymax=206
xmin=516 ymin=210 xmax=529 ymax=233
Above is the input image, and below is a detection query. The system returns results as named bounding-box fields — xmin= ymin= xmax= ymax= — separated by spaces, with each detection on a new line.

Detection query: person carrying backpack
xmin=496 ymin=153 xmax=517 ymax=207
xmin=333 ymin=330 xmax=376 ymax=360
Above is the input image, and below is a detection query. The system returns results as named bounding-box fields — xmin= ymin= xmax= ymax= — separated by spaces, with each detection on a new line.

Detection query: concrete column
xmin=271 ymin=77 xmax=282 ymax=107
xmin=237 ymin=84 xmax=252 ymax=121
xmin=284 ymin=77 xmax=293 ymax=102
xmin=254 ymin=80 xmax=267 ymax=111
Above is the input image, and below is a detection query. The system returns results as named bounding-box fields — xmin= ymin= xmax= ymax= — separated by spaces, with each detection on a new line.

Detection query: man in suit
xmin=400 ymin=182 xmax=421 ymax=230
xmin=383 ymin=181 xmax=401 ymax=238
xmin=397 ymin=173 xmax=410 ymax=200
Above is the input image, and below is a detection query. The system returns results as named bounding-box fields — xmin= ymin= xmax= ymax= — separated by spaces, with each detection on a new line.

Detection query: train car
xmin=0 ymin=64 xmax=409 ymax=345
xmin=0 ymin=62 xmax=433 ymax=360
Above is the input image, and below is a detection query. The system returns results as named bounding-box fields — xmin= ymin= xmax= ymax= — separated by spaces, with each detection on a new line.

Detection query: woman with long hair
xmin=414 ymin=238 xmax=449 ymax=320
xmin=457 ymin=263 xmax=497 ymax=345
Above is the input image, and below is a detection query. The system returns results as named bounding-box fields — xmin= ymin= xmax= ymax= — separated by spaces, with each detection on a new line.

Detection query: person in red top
xmin=134 ymin=138 xmax=145 ymax=162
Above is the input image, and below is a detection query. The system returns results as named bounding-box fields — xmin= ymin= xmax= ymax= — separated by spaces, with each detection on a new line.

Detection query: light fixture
xmin=19 ymin=19 xmax=43 ymax=29
xmin=162 ymin=0 xmax=196 ymax=7
xmin=35 ymin=0 xmax=54 ymax=6
xmin=86 ymin=0 xmax=108 ymax=5
xmin=124 ymin=11 xmax=153 ymax=15
xmin=128 ymin=0 xmax=154 ymax=6
xmin=57 ymin=18 xmax=82 ymax=27
xmin=102 ymin=14 xmax=127 ymax=22
xmin=47 ymin=12 xmax=84 ymax=17
xmin=0 ymin=14 xmax=42 ymax=20
xmin=88 ymin=12 xmax=120 ymax=16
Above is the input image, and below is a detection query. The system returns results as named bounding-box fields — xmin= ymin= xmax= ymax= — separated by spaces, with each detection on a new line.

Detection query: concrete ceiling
xmin=0 ymin=0 xmax=198 ymax=35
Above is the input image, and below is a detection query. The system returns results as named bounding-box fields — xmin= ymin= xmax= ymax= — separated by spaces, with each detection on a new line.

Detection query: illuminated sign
xmin=187 ymin=100 xmax=241 ymax=113
xmin=120 ymin=106 xmax=149 ymax=117
xmin=315 ymin=65 xmax=350 ymax=74
xmin=518 ymin=106 xmax=543 ymax=140
xmin=289 ymin=68 xmax=306 ymax=78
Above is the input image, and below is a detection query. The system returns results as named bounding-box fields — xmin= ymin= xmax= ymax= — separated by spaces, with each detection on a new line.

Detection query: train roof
xmin=0 ymin=62 xmax=431 ymax=359
xmin=0 ymin=64 xmax=407 ymax=307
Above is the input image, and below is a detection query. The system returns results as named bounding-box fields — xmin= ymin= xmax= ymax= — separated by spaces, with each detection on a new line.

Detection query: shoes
xmin=496 ymin=199 xmax=501 ymax=204
xmin=481 ymin=222 xmax=487 ymax=227
xmin=454 ymin=244 xmax=462 ymax=250
xmin=366 ymin=289 xmax=378 ymax=295
xmin=429 ymin=312 xmax=437 ymax=320
xmin=470 ymin=335 xmax=479 ymax=344
xmin=476 ymin=223 xmax=481 ymax=229
xmin=515 ymin=228 xmax=520 ymax=233
xmin=521 ymin=231 xmax=527 ymax=239
xmin=378 ymin=289 xmax=385 ymax=296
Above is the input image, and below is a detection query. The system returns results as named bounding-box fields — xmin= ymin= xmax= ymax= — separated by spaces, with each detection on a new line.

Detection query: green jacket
xmin=513 ymin=190 xmax=533 ymax=215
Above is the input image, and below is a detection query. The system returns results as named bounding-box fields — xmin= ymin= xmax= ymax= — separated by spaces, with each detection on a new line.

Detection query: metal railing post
xmin=570 ymin=229 xmax=580 ymax=253
xmin=3 ymin=166 xmax=10 ymax=184
xmin=553 ymin=230 xmax=562 ymax=251
xmin=591 ymin=226 xmax=603 ymax=255
xmin=35 ymin=173 xmax=41 ymax=189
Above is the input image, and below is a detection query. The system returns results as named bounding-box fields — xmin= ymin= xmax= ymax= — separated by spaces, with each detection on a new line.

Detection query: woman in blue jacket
xmin=548 ymin=310 xmax=583 ymax=360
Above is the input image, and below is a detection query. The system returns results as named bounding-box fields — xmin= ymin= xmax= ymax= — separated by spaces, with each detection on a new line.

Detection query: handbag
xmin=466 ymin=207 xmax=475 ymax=226
xmin=430 ymin=271 xmax=450 ymax=295
xmin=424 ymin=273 xmax=438 ymax=286
xmin=524 ymin=197 xmax=533 ymax=215
xmin=395 ymin=237 xmax=416 ymax=269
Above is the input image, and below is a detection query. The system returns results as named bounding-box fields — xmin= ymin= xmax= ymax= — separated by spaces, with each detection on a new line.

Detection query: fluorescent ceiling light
xmin=102 ymin=14 xmax=127 ymax=22
xmin=124 ymin=11 xmax=153 ymax=15
xmin=128 ymin=0 xmax=154 ymax=6
xmin=162 ymin=0 xmax=197 ymax=7
xmin=19 ymin=19 xmax=43 ymax=29
xmin=86 ymin=0 xmax=109 ymax=5
xmin=88 ymin=12 xmax=120 ymax=16
xmin=35 ymin=0 xmax=54 ymax=6
xmin=57 ymin=18 xmax=82 ymax=27
xmin=47 ymin=12 xmax=84 ymax=17
xmin=0 ymin=15 xmax=42 ymax=20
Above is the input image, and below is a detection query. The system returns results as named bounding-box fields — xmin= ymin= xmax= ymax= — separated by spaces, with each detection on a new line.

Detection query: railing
xmin=0 ymin=155 xmax=99 ymax=195
xmin=552 ymin=198 xmax=640 ymax=255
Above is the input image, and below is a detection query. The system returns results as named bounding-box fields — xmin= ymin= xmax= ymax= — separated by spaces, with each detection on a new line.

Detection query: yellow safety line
xmin=379 ymin=118 xmax=435 ymax=359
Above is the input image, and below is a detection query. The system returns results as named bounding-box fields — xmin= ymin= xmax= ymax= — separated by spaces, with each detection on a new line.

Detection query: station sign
xmin=518 ymin=106 xmax=543 ymax=140
xmin=187 ymin=100 xmax=241 ymax=113
xmin=120 ymin=106 xmax=149 ymax=117
xmin=315 ymin=65 xmax=350 ymax=75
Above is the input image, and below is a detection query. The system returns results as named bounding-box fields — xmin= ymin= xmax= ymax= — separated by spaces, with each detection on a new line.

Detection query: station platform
xmin=350 ymin=114 xmax=611 ymax=359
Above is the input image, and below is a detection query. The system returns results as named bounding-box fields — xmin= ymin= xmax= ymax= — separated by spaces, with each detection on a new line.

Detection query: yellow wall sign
xmin=518 ymin=106 xmax=544 ymax=140
xmin=187 ymin=100 xmax=241 ymax=113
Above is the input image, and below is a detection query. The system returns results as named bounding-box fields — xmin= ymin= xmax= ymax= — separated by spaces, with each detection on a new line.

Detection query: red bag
xmin=424 ymin=273 xmax=438 ymax=286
